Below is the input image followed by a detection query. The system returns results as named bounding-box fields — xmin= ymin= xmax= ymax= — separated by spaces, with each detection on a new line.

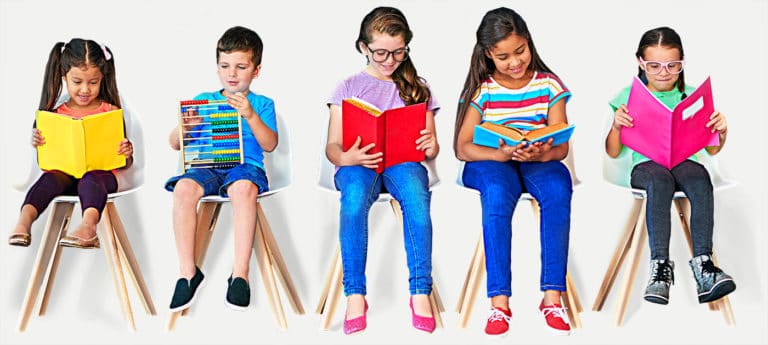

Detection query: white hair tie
xmin=99 ymin=43 xmax=112 ymax=61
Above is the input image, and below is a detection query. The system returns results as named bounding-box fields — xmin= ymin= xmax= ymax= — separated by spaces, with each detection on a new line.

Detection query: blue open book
xmin=473 ymin=122 xmax=574 ymax=148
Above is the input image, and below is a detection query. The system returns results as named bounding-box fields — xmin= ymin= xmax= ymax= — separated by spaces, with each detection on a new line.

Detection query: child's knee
xmin=227 ymin=180 xmax=259 ymax=201
xmin=173 ymin=179 xmax=204 ymax=201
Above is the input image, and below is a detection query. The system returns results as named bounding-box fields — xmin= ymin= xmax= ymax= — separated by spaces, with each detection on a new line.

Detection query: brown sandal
xmin=59 ymin=235 xmax=100 ymax=249
xmin=8 ymin=233 xmax=31 ymax=247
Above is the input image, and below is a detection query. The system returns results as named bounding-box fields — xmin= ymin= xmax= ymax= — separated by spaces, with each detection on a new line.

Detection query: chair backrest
xmin=317 ymin=120 xmax=439 ymax=196
xmin=455 ymin=138 xmax=581 ymax=190
xmin=261 ymin=114 xmax=292 ymax=196
xmin=14 ymin=94 xmax=145 ymax=194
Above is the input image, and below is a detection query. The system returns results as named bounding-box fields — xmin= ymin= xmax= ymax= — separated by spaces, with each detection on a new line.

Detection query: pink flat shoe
xmin=343 ymin=300 xmax=368 ymax=335
xmin=409 ymin=296 xmax=436 ymax=333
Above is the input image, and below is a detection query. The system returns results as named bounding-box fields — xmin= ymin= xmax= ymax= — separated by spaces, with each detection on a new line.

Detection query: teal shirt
xmin=609 ymin=83 xmax=699 ymax=167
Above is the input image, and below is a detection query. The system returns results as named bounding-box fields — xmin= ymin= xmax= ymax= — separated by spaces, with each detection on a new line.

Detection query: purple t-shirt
xmin=328 ymin=71 xmax=439 ymax=114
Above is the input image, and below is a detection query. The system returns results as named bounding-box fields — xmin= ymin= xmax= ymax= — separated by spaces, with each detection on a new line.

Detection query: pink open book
xmin=621 ymin=76 xmax=720 ymax=169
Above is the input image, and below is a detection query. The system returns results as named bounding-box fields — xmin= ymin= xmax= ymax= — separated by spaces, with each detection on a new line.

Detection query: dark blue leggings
xmin=23 ymin=170 xmax=118 ymax=219
xmin=631 ymin=160 xmax=714 ymax=260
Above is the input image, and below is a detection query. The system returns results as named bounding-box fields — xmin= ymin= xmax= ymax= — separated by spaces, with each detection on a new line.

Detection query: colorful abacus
xmin=178 ymin=99 xmax=244 ymax=172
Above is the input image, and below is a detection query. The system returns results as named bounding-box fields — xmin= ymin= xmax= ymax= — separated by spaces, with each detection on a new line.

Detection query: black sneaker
xmin=644 ymin=259 xmax=674 ymax=305
xmin=689 ymin=254 xmax=736 ymax=303
xmin=226 ymin=275 xmax=251 ymax=311
xmin=169 ymin=267 xmax=204 ymax=312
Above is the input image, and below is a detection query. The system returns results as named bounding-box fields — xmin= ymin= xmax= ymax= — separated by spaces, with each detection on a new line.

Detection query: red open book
xmin=342 ymin=98 xmax=426 ymax=174
xmin=621 ymin=76 xmax=719 ymax=169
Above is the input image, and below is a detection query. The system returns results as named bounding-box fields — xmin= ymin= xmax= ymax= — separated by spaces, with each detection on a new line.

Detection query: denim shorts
xmin=164 ymin=164 xmax=269 ymax=197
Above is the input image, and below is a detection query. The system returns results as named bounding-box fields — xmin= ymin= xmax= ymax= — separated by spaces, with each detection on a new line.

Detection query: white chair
xmin=314 ymin=136 xmax=445 ymax=330
xmin=592 ymin=123 xmax=736 ymax=326
xmin=14 ymin=96 xmax=156 ymax=331
xmin=453 ymin=142 xmax=583 ymax=329
xmin=166 ymin=114 xmax=304 ymax=331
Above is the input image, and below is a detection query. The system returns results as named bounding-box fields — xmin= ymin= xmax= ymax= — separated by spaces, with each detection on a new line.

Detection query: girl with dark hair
xmin=8 ymin=38 xmax=132 ymax=249
xmin=325 ymin=6 xmax=439 ymax=335
xmin=454 ymin=7 xmax=573 ymax=336
xmin=605 ymin=27 xmax=735 ymax=307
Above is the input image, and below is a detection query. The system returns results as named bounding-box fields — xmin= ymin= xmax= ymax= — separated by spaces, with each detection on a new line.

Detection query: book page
xmin=82 ymin=109 xmax=126 ymax=174
xmin=345 ymin=97 xmax=383 ymax=117
xmin=526 ymin=123 xmax=569 ymax=140
xmin=479 ymin=122 xmax=525 ymax=141
xmin=35 ymin=110 xmax=82 ymax=177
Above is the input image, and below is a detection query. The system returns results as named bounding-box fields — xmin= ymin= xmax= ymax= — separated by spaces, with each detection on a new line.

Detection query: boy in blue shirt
xmin=165 ymin=26 xmax=278 ymax=312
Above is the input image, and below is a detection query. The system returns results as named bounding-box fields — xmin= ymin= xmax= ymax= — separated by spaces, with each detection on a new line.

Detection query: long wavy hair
xmin=356 ymin=6 xmax=430 ymax=105
xmin=635 ymin=27 xmax=686 ymax=94
xmin=454 ymin=7 xmax=555 ymax=150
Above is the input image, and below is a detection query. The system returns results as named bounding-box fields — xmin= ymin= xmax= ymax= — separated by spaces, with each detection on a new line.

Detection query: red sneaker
xmin=538 ymin=300 xmax=571 ymax=335
xmin=484 ymin=307 xmax=511 ymax=337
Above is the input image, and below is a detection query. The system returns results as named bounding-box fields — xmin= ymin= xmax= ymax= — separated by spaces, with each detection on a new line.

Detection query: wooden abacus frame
xmin=178 ymin=99 xmax=244 ymax=173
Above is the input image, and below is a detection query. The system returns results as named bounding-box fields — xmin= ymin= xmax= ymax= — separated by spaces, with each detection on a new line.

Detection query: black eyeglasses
xmin=366 ymin=45 xmax=410 ymax=62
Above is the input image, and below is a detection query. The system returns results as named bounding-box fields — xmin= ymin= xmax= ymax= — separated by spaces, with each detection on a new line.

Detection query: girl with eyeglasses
xmin=325 ymin=6 xmax=439 ymax=335
xmin=605 ymin=27 xmax=735 ymax=306
xmin=454 ymin=7 xmax=574 ymax=336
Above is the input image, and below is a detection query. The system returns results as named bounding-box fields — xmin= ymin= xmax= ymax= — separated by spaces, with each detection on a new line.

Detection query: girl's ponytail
xmin=98 ymin=44 xmax=121 ymax=109
xmin=39 ymin=42 xmax=65 ymax=111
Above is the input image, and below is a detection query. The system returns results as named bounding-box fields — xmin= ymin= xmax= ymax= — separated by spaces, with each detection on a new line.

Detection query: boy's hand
xmin=181 ymin=107 xmax=202 ymax=126
xmin=117 ymin=139 xmax=133 ymax=158
xmin=31 ymin=128 xmax=45 ymax=147
xmin=226 ymin=92 xmax=256 ymax=119
xmin=341 ymin=136 xmax=383 ymax=169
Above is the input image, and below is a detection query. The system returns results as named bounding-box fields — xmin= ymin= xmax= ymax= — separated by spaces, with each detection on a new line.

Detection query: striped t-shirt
xmin=470 ymin=71 xmax=570 ymax=131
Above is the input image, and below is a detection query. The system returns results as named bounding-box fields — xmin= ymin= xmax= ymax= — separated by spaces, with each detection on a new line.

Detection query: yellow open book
xmin=35 ymin=109 xmax=126 ymax=178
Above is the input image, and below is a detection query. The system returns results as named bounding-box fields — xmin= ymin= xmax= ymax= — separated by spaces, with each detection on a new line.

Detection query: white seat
xmin=166 ymin=114 xmax=304 ymax=331
xmin=453 ymin=140 xmax=583 ymax=329
xmin=592 ymin=113 xmax=735 ymax=326
xmin=15 ymin=95 xmax=156 ymax=331
xmin=314 ymin=129 xmax=445 ymax=330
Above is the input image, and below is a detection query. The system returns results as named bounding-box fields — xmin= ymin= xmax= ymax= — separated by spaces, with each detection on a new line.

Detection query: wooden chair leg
xmin=37 ymin=202 xmax=75 ymax=317
xmin=253 ymin=221 xmax=288 ymax=330
xmin=256 ymin=203 xmax=305 ymax=314
xmin=456 ymin=237 xmax=481 ymax=313
xmin=429 ymin=283 xmax=444 ymax=328
xmin=563 ymin=273 xmax=581 ymax=328
xmin=99 ymin=205 xmax=135 ymax=331
xmin=17 ymin=202 xmax=74 ymax=331
xmin=614 ymin=201 xmax=647 ymax=326
xmin=458 ymin=235 xmax=485 ymax=329
xmin=167 ymin=201 xmax=222 ymax=330
xmin=673 ymin=198 xmax=736 ymax=325
xmin=316 ymin=244 xmax=341 ymax=314
xmin=593 ymin=198 xmax=643 ymax=311
xmin=320 ymin=250 xmax=343 ymax=330
xmin=107 ymin=203 xmax=156 ymax=316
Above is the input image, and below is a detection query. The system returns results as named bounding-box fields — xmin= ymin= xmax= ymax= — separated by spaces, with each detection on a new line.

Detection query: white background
xmin=1 ymin=0 xmax=766 ymax=344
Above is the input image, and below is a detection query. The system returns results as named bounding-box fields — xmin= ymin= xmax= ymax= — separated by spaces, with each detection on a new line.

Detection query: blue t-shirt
xmin=190 ymin=90 xmax=277 ymax=169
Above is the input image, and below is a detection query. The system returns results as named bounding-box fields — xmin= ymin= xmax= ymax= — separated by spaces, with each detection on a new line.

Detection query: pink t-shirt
xmin=55 ymin=101 xmax=115 ymax=118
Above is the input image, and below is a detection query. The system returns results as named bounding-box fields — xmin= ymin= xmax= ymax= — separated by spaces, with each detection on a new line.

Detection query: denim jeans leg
xmin=520 ymin=161 xmax=572 ymax=292
xmin=671 ymin=160 xmax=714 ymax=257
xmin=631 ymin=161 xmax=675 ymax=260
xmin=382 ymin=162 xmax=433 ymax=295
xmin=334 ymin=166 xmax=381 ymax=296
xmin=463 ymin=160 xmax=522 ymax=298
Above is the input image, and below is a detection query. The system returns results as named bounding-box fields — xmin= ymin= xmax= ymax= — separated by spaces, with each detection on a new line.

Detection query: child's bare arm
xmin=227 ymin=92 xmax=277 ymax=152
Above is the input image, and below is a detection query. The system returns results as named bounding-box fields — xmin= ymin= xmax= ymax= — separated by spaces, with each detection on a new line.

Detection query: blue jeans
xmin=164 ymin=164 xmax=269 ymax=197
xmin=631 ymin=160 xmax=714 ymax=260
xmin=334 ymin=162 xmax=433 ymax=296
xmin=463 ymin=160 xmax=572 ymax=297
